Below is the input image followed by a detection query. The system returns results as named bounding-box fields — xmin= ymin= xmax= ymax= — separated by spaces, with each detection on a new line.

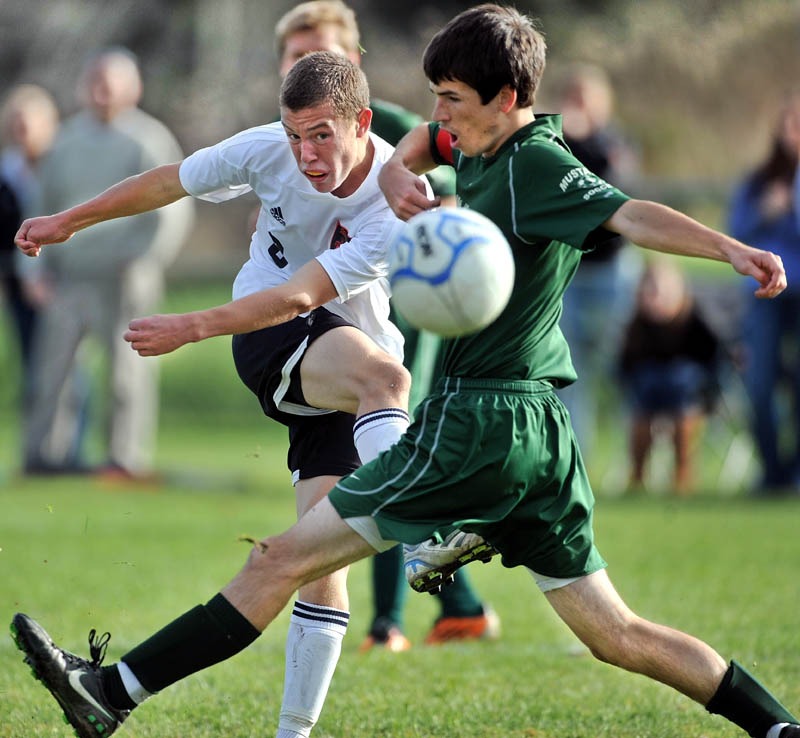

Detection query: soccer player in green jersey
xmin=11 ymin=5 xmax=798 ymax=738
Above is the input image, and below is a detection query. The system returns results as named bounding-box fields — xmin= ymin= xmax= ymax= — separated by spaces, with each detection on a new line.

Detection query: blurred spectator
xmin=0 ymin=85 xmax=59 ymax=379
xmin=0 ymin=84 xmax=93 ymax=469
xmin=728 ymin=93 xmax=800 ymax=493
xmin=18 ymin=49 xmax=193 ymax=478
xmin=619 ymin=260 xmax=721 ymax=495
xmin=554 ymin=63 xmax=642 ymax=464
xmin=275 ymin=0 xmax=498 ymax=653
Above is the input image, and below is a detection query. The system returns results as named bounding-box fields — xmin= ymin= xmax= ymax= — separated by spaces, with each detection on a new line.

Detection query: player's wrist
xmin=185 ymin=311 xmax=211 ymax=343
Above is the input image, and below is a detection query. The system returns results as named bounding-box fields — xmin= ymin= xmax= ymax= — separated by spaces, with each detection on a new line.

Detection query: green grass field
xmin=1 ymin=283 xmax=799 ymax=737
xmin=2 ymin=477 xmax=799 ymax=737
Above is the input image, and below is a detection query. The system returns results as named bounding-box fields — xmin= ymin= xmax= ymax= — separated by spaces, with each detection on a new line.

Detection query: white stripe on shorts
xmin=527 ymin=567 xmax=586 ymax=593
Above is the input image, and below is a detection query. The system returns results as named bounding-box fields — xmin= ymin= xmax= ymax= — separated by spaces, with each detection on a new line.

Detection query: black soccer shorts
xmin=232 ymin=307 xmax=360 ymax=483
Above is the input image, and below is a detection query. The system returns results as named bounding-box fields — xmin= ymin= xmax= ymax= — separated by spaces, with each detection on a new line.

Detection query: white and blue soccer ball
xmin=388 ymin=207 xmax=515 ymax=337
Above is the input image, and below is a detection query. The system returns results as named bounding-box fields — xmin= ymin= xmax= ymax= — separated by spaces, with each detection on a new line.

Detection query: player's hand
xmin=729 ymin=246 xmax=787 ymax=298
xmin=124 ymin=313 xmax=198 ymax=356
xmin=15 ymin=214 xmax=75 ymax=257
xmin=378 ymin=161 xmax=440 ymax=221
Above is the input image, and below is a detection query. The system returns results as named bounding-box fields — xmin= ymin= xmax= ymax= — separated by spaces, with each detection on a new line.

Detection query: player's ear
xmin=497 ymin=86 xmax=518 ymax=114
xmin=356 ymin=107 xmax=372 ymax=137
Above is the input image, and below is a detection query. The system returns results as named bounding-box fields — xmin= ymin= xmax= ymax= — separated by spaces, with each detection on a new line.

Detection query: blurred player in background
xmin=276 ymin=0 xmax=499 ymax=655
xmin=11 ymin=7 xmax=799 ymax=738
xmin=17 ymin=49 xmax=193 ymax=478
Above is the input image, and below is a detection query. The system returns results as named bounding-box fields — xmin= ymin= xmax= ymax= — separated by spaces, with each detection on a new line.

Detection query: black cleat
xmin=10 ymin=613 xmax=128 ymax=737
xmin=779 ymin=726 xmax=800 ymax=738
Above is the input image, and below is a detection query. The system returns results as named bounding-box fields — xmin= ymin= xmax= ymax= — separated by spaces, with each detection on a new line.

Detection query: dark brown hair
xmin=423 ymin=4 xmax=546 ymax=107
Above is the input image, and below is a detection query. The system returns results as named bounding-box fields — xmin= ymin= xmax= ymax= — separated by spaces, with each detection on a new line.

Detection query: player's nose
xmin=431 ymin=99 xmax=448 ymax=122
xmin=299 ymin=139 xmax=317 ymax=163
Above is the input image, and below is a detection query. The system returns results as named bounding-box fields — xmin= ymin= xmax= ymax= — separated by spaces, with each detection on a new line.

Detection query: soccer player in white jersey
xmin=12 ymin=52 xmax=422 ymax=738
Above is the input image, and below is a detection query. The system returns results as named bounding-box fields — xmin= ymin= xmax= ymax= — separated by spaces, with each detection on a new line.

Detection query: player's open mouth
xmin=444 ymin=129 xmax=459 ymax=147
xmin=305 ymin=170 xmax=327 ymax=181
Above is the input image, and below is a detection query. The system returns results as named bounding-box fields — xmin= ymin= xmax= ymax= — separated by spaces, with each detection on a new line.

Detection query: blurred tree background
xmin=2 ymin=0 xmax=798 ymax=278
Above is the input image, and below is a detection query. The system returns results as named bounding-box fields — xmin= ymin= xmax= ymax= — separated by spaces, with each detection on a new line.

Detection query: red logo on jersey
xmin=329 ymin=220 xmax=351 ymax=250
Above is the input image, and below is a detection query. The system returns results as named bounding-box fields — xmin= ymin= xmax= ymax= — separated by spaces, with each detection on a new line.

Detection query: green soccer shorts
xmin=328 ymin=377 xmax=607 ymax=579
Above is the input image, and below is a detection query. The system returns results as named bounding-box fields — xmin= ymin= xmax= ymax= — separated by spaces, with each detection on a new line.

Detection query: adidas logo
xmin=270 ymin=206 xmax=285 ymax=226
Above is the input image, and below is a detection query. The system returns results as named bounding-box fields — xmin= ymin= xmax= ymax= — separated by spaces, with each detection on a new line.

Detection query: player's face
xmin=282 ymin=101 xmax=372 ymax=198
xmin=429 ymin=79 xmax=509 ymax=158
xmin=279 ymin=27 xmax=361 ymax=78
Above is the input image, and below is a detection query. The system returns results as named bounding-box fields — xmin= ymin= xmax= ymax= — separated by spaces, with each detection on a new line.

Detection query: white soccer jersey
xmin=178 ymin=121 xmax=417 ymax=359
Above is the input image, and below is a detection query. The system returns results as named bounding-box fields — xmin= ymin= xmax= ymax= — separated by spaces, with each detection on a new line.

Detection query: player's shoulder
xmin=512 ymin=115 xmax=573 ymax=159
xmin=369 ymin=131 xmax=397 ymax=165
xmin=506 ymin=116 xmax=587 ymax=185
xmin=219 ymin=121 xmax=287 ymax=149
xmin=213 ymin=122 xmax=292 ymax=167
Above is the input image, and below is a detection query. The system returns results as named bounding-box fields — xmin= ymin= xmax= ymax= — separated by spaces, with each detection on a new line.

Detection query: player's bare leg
xmin=545 ymin=568 xmax=725 ymax=702
xmin=300 ymin=324 xmax=412 ymax=465
xmin=223 ymin=497 xmax=375 ymax=630
xmin=544 ymin=569 xmax=800 ymax=736
xmin=299 ymin=325 xmax=410 ymax=417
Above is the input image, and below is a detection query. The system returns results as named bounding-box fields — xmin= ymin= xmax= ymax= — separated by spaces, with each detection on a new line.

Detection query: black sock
xmin=706 ymin=661 xmax=798 ymax=737
xmin=116 ymin=593 xmax=261 ymax=694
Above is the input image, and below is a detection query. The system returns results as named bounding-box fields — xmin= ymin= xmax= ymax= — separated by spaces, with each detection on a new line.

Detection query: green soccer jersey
xmin=428 ymin=116 xmax=630 ymax=384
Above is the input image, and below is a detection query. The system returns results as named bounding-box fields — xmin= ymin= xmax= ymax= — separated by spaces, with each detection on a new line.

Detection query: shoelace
xmin=87 ymin=628 xmax=111 ymax=668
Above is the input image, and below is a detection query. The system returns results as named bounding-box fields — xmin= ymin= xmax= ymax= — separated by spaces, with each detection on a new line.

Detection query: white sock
xmin=277 ymin=601 xmax=349 ymax=738
xmin=767 ymin=724 xmax=791 ymax=738
xmin=353 ymin=408 xmax=409 ymax=463
xmin=117 ymin=660 xmax=154 ymax=705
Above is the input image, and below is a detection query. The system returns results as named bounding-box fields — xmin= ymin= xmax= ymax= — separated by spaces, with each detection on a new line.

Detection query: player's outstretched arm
xmin=604 ymin=199 xmax=787 ymax=298
xmin=379 ymin=123 xmax=440 ymax=221
xmin=15 ymin=163 xmax=187 ymax=258
xmin=124 ymin=259 xmax=339 ymax=356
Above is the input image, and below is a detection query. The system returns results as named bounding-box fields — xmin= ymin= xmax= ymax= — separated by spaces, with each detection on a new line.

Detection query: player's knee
xmin=583 ymin=617 xmax=642 ymax=669
xmin=240 ymin=535 xmax=306 ymax=590
xmin=360 ymin=358 xmax=411 ymax=404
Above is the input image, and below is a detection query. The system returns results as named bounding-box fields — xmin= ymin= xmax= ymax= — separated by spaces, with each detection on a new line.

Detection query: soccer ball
xmin=388 ymin=207 xmax=515 ymax=337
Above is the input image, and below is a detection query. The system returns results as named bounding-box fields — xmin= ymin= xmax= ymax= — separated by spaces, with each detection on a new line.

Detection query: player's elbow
xmin=286 ymin=290 xmax=317 ymax=317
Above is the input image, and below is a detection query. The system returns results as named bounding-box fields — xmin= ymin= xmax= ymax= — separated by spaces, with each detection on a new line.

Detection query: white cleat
xmin=404 ymin=530 xmax=498 ymax=594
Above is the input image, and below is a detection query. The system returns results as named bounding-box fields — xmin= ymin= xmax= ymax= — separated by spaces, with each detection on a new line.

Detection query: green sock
xmin=371 ymin=544 xmax=407 ymax=629
xmin=706 ymin=660 xmax=798 ymax=737
xmin=436 ymin=569 xmax=484 ymax=618
xmin=121 ymin=593 xmax=260 ymax=693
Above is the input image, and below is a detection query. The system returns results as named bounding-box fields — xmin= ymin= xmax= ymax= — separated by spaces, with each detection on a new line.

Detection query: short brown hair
xmin=423 ymin=4 xmax=546 ymax=107
xmin=280 ymin=50 xmax=369 ymax=121
xmin=275 ymin=1 xmax=360 ymax=57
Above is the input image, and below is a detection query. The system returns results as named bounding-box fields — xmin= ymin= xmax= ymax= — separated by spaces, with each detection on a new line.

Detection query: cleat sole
xmin=410 ymin=544 xmax=499 ymax=593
